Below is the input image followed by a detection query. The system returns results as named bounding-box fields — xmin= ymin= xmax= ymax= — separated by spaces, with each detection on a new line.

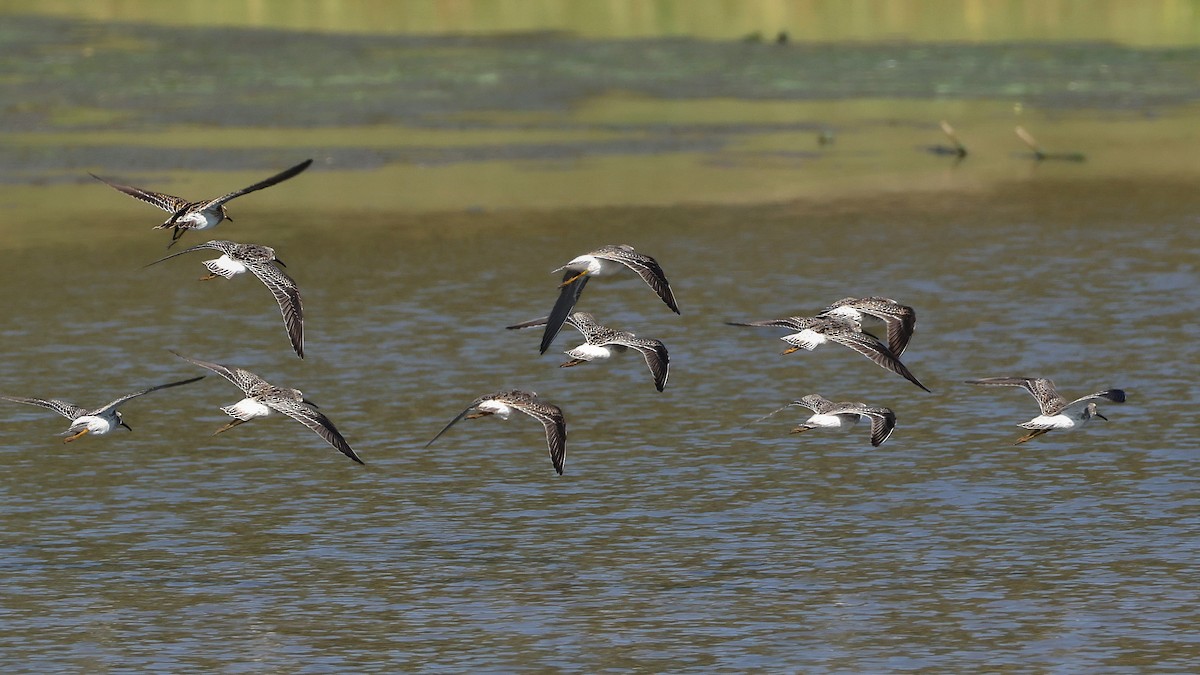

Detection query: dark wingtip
xmin=1106 ymin=389 xmax=1127 ymax=403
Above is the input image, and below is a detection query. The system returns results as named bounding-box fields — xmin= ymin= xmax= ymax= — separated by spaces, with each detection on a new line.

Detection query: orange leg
xmin=198 ymin=273 xmax=219 ymax=281
xmin=213 ymin=418 xmax=247 ymax=436
xmin=559 ymin=359 xmax=586 ymax=368
xmin=1014 ymin=428 xmax=1051 ymax=445
xmin=466 ymin=411 xmax=494 ymax=420
xmin=62 ymin=428 xmax=90 ymax=443
xmin=789 ymin=426 xmax=811 ymax=435
xmin=781 ymin=346 xmax=801 ymax=355
xmin=558 ymin=270 xmax=589 ymax=287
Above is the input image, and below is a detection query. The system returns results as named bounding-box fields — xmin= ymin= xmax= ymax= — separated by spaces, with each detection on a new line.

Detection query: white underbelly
xmin=1022 ymin=414 xmax=1079 ymax=430
xmin=71 ymin=414 xmax=115 ymax=435
xmin=566 ymin=343 xmax=614 ymax=361
xmin=222 ymin=397 xmax=272 ymax=421
xmin=805 ymin=413 xmax=859 ymax=430
xmin=176 ymin=210 xmax=220 ymax=230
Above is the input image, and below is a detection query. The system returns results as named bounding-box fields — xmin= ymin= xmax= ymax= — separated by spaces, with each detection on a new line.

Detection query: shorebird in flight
xmin=965 ymin=377 xmax=1125 ymax=444
xmin=426 ymin=390 xmax=567 ymax=475
xmin=749 ymin=393 xmax=897 ymax=447
xmin=815 ymin=296 xmax=917 ymax=357
xmin=1 ymin=376 xmax=204 ymax=442
xmin=172 ymin=351 xmax=362 ymax=463
xmin=540 ymin=244 xmax=679 ymax=354
xmin=728 ymin=315 xmax=931 ymax=392
xmin=145 ymin=240 xmax=304 ymax=359
xmin=91 ymin=158 xmax=313 ymax=247
xmin=507 ymin=311 xmax=670 ymax=391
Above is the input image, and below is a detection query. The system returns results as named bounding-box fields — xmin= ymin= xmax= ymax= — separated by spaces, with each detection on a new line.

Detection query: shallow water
xmin=2 ymin=7 xmax=1200 ymax=672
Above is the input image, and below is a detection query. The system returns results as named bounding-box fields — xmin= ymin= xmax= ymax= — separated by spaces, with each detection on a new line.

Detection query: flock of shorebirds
xmin=2 ymin=160 xmax=1125 ymax=474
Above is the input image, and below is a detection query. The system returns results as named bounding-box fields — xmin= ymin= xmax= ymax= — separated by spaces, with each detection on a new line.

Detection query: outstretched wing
xmin=860 ymin=408 xmax=897 ymax=447
xmin=1064 ymin=388 xmax=1127 ymax=415
xmin=965 ymin=377 xmax=1062 ymax=414
xmin=203 ymin=159 xmax=314 ymax=209
xmin=727 ymin=317 xmax=811 ymax=331
xmin=170 ymin=350 xmax=267 ymax=395
xmin=0 ymin=395 xmax=87 ymax=420
xmin=511 ymin=398 xmax=567 ymax=475
xmin=819 ymin=298 xmax=916 ymax=357
xmin=614 ymin=336 xmax=670 ymax=392
xmin=862 ymin=303 xmax=916 ymax=357
xmin=540 ymin=272 xmax=590 ymax=354
xmin=828 ymin=331 xmax=931 ymax=393
xmin=141 ymin=240 xmax=231 ymax=269
xmin=505 ymin=315 xmax=550 ymax=330
xmin=247 ymin=262 xmax=304 ymax=359
xmin=424 ymin=397 xmax=486 ymax=448
xmin=90 ymin=173 xmax=190 ymax=214
xmin=269 ymin=398 xmax=363 ymax=464
xmin=597 ymin=248 xmax=680 ymax=314
xmin=91 ymin=376 xmax=206 ymax=415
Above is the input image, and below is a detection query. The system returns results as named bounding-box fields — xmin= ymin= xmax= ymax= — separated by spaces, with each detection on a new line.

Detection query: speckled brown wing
xmin=90 ymin=173 xmax=191 ymax=214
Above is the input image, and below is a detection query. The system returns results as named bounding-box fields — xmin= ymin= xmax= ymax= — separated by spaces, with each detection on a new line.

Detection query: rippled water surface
xmin=2 ymin=6 xmax=1200 ymax=672
xmin=3 ymin=181 xmax=1199 ymax=671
